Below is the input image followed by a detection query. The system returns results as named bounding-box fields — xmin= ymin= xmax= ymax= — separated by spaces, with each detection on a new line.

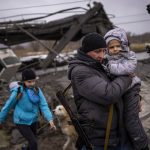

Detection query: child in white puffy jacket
xmin=104 ymin=28 xmax=149 ymax=150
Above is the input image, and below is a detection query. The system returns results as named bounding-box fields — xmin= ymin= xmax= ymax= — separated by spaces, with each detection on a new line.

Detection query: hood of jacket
xmin=68 ymin=50 xmax=106 ymax=80
xmin=104 ymin=28 xmax=129 ymax=52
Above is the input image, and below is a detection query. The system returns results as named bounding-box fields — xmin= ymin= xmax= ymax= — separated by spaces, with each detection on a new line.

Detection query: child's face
xmin=24 ymin=79 xmax=36 ymax=88
xmin=108 ymin=40 xmax=122 ymax=55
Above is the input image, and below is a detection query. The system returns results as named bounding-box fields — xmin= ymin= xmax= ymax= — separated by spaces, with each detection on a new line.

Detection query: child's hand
xmin=49 ymin=120 xmax=56 ymax=130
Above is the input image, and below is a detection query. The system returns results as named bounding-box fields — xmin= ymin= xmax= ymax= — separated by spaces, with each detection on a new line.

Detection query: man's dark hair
xmin=147 ymin=4 xmax=150 ymax=14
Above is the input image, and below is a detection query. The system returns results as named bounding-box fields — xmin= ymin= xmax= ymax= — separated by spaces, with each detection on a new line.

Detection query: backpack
xmin=16 ymin=86 xmax=23 ymax=100
xmin=15 ymin=85 xmax=42 ymax=115
xmin=16 ymin=85 xmax=39 ymax=102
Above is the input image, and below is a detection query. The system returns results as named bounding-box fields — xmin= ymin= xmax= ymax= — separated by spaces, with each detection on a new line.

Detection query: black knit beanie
xmin=80 ymin=33 xmax=106 ymax=53
xmin=22 ymin=69 xmax=36 ymax=81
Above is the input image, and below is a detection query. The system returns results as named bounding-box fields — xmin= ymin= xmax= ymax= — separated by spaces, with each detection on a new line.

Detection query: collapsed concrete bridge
xmin=0 ymin=2 xmax=113 ymax=68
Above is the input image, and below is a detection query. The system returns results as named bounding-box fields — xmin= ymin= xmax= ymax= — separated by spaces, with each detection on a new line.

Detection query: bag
xmin=15 ymin=85 xmax=42 ymax=115
xmin=16 ymin=86 xmax=23 ymax=100
xmin=16 ymin=85 xmax=40 ymax=105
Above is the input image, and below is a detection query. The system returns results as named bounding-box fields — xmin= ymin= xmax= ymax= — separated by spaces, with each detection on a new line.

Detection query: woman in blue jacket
xmin=0 ymin=69 xmax=56 ymax=150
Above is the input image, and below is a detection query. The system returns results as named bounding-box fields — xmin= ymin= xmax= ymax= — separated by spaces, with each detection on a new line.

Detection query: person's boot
xmin=21 ymin=144 xmax=27 ymax=150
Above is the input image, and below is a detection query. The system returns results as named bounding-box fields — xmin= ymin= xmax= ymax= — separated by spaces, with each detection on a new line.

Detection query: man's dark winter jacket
xmin=68 ymin=50 xmax=133 ymax=147
xmin=123 ymin=84 xmax=148 ymax=150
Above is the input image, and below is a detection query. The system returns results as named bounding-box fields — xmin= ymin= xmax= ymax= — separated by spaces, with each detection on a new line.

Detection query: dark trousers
xmin=81 ymin=144 xmax=133 ymax=150
xmin=16 ymin=122 xmax=38 ymax=150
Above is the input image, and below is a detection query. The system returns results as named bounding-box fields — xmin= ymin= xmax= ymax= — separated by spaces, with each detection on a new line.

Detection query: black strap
xmin=63 ymin=82 xmax=72 ymax=95
xmin=16 ymin=86 xmax=22 ymax=100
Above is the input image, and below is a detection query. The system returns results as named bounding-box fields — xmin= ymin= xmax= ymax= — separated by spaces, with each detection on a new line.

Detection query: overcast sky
xmin=0 ymin=0 xmax=150 ymax=35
